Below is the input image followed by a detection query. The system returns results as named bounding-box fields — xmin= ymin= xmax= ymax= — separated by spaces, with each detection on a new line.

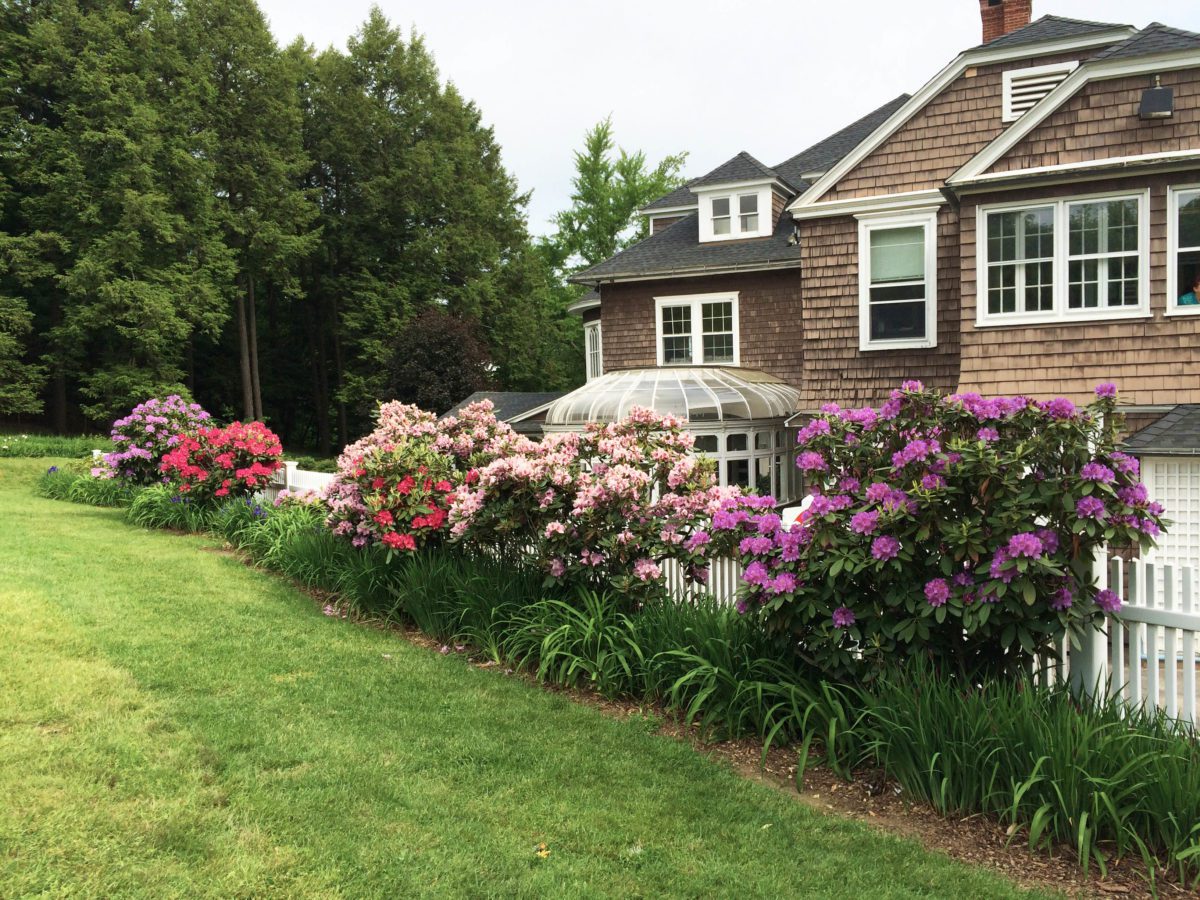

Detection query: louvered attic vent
xmin=1002 ymin=60 xmax=1078 ymax=122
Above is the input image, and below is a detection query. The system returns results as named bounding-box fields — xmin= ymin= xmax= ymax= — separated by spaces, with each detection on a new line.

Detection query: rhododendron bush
xmin=96 ymin=395 xmax=212 ymax=483
xmin=449 ymin=407 xmax=757 ymax=606
xmin=723 ymin=382 xmax=1168 ymax=680
xmin=159 ymin=421 xmax=283 ymax=502
xmin=324 ymin=400 xmax=530 ymax=551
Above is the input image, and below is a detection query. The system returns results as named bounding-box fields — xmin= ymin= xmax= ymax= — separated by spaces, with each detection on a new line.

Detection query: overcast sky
xmin=257 ymin=0 xmax=1200 ymax=236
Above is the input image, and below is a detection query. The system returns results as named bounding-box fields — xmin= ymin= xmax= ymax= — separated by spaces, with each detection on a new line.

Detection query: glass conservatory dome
xmin=543 ymin=367 xmax=800 ymax=428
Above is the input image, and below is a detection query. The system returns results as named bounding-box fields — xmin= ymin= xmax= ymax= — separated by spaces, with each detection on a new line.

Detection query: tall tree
xmin=552 ymin=118 xmax=687 ymax=270
xmin=0 ymin=294 xmax=44 ymax=416
xmin=182 ymin=0 xmax=318 ymax=421
xmin=0 ymin=0 xmax=234 ymax=427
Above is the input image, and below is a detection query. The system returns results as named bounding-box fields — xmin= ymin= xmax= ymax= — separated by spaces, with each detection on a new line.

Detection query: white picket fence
xmin=261 ymin=461 xmax=335 ymax=504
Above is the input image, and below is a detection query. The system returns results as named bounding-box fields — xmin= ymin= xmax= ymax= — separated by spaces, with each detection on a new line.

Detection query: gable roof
xmin=977 ymin=14 xmax=1131 ymax=50
xmin=571 ymin=209 xmax=800 ymax=283
xmin=774 ymin=94 xmax=910 ymax=186
xmin=689 ymin=151 xmax=787 ymax=189
xmin=1092 ymin=22 xmax=1200 ymax=62
xmin=1123 ymin=405 xmax=1200 ymax=456
xmin=643 ymin=182 xmax=698 ymax=212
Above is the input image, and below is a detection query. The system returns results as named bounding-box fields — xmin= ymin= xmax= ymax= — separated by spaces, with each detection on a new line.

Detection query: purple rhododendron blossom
xmin=1117 ymin=483 xmax=1149 ymax=507
xmin=1007 ymin=532 xmax=1043 ymax=558
xmin=1095 ymin=588 xmax=1122 ymax=614
xmin=1036 ymin=529 xmax=1060 ymax=555
xmin=865 ymin=482 xmax=891 ymax=503
xmin=1076 ymin=496 xmax=1106 ymax=520
xmin=832 ymin=606 xmax=856 ymax=629
xmin=924 ymin=578 xmax=950 ymax=607
xmin=1110 ymin=452 xmax=1139 ymax=477
xmin=766 ymin=572 xmax=798 ymax=595
xmin=977 ymin=427 xmax=999 ymax=442
xmin=742 ymin=561 xmax=769 ymax=586
xmin=796 ymin=451 xmax=829 ymax=472
xmin=850 ymin=509 xmax=880 ymax=535
xmin=685 ymin=530 xmax=710 ymax=551
xmin=1051 ymin=586 xmax=1073 ymax=611
xmin=1094 ymin=382 xmax=1118 ymax=398
xmin=739 ymin=536 xmax=775 ymax=555
xmin=1043 ymin=397 xmax=1076 ymax=419
xmin=921 ymin=473 xmax=946 ymax=490
xmin=871 ymin=535 xmax=900 ymax=561
xmin=1080 ymin=462 xmax=1116 ymax=483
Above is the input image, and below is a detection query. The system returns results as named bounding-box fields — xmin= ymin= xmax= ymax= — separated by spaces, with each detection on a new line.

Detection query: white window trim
xmin=975 ymin=189 xmax=1151 ymax=328
xmin=1166 ymin=184 xmax=1200 ymax=318
xmin=1001 ymin=60 xmax=1079 ymax=124
xmin=584 ymin=321 xmax=603 ymax=380
xmin=653 ymin=292 xmax=740 ymax=367
xmin=857 ymin=208 xmax=939 ymax=352
xmin=697 ymin=183 xmax=774 ymax=242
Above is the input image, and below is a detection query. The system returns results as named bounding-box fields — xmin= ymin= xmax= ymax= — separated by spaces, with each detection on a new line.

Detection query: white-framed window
xmin=698 ymin=185 xmax=774 ymax=242
xmin=976 ymin=190 xmax=1150 ymax=327
xmin=1167 ymin=185 xmax=1200 ymax=316
xmin=693 ymin=427 xmax=794 ymax=501
xmin=584 ymin=321 xmax=602 ymax=380
xmin=654 ymin=293 xmax=739 ymax=366
xmin=857 ymin=208 xmax=939 ymax=351
xmin=1001 ymin=60 xmax=1078 ymax=123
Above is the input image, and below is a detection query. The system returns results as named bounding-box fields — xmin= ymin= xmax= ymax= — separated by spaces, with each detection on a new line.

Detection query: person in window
xmin=1180 ymin=272 xmax=1200 ymax=306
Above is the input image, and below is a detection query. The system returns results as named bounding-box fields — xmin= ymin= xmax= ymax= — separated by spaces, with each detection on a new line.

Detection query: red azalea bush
xmin=159 ymin=421 xmax=283 ymax=502
xmin=324 ymin=400 xmax=531 ymax=552
xmin=722 ymin=382 xmax=1168 ymax=681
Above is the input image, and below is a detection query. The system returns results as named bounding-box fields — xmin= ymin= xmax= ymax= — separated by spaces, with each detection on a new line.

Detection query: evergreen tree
xmin=0 ymin=294 xmax=44 ymax=416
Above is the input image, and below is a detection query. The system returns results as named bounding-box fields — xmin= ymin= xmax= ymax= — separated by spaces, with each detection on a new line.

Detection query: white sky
xmin=257 ymin=0 xmax=1200 ymax=236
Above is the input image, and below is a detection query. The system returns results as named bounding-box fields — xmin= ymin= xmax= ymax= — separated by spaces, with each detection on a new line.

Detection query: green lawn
xmin=0 ymin=458 xmax=1049 ymax=898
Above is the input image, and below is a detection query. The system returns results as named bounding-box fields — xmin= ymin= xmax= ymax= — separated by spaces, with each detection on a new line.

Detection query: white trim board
xmin=857 ymin=208 xmax=939 ymax=352
xmin=787 ymin=26 xmax=1136 ymax=213
xmin=788 ymin=189 xmax=946 ymax=221
xmin=950 ymin=50 xmax=1200 ymax=185
xmin=952 ymin=149 xmax=1200 ymax=188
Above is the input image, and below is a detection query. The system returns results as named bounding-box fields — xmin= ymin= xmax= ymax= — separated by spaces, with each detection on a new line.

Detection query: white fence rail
xmin=261 ymin=462 xmax=335 ymax=504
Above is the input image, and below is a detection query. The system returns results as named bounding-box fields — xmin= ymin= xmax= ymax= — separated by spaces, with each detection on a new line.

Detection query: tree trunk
xmin=235 ymin=287 xmax=254 ymax=420
xmin=248 ymin=276 xmax=263 ymax=421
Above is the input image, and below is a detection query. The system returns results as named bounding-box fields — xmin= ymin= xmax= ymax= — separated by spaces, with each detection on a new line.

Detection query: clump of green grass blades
xmin=127 ymin=484 xmax=217 ymax=532
xmin=36 ymin=465 xmax=140 ymax=507
xmin=864 ymin=664 xmax=1200 ymax=889
xmin=0 ymin=432 xmax=104 ymax=458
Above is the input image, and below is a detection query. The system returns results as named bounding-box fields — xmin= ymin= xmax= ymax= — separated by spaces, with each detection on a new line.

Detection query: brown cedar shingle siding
xmin=824 ymin=53 xmax=1085 ymax=201
xmin=796 ymin=212 xmax=960 ymax=409
xmin=651 ymin=215 xmax=687 ymax=234
xmin=599 ymin=272 xmax=804 ymax=386
xmin=958 ymin=172 xmax=1200 ymax=405
xmin=991 ymin=68 xmax=1200 ymax=173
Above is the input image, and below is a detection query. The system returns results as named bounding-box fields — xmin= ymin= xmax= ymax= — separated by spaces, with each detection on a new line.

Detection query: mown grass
xmin=0 ymin=458 xmax=1048 ymax=898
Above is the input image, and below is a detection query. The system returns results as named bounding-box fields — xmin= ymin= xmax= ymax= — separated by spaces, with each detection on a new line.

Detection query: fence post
xmin=284 ymin=460 xmax=298 ymax=492
xmin=1070 ymin=545 xmax=1110 ymax=700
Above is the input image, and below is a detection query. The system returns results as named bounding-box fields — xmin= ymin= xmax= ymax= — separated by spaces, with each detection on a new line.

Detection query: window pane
xmin=870 ymin=226 xmax=925 ymax=282
xmin=713 ymin=217 xmax=730 ymax=235
xmin=1024 ymin=261 xmax=1053 ymax=311
xmin=726 ymin=434 xmax=747 ymax=452
xmin=739 ymin=195 xmax=757 ymax=214
xmin=870 ymin=301 xmax=926 ymax=341
xmin=712 ymin=197 xmax=730 ymax=217
xmin=988 ymin=211 xmax=1018 ymax=262
xmin=727 ymin=459 xmax=750 ymax=488
xmin=662 ymin=336 xmax=691 ymax=363
xmin=661 ymin=305 xmax=690 ymax=335
xmin=1178 ymin=249 xmax=1200 ymax=305
xmin=755 ymin=432 xmax=770 ymax=450
xmin=987 ymin=263 xmax=1016 ymax=314
xmin=740 ymin=214 xmax=759 ymax=232
xmin=755 ymin=457 xmax=771 ymax=496
xmin=870 ymin=282 xmax=924 ymax=303
xmin=1181 ymin=191 xmax=1200 ymax=249
xmin=701 ymin=301 xmax=732 ymax=333
xmin=1023 ymin=208 xmax=1054 ymax=259
xmin=1069 ymin=203 xmax=1100 ymax=255
xmin=1068 ymin=259 xmax=1099 ymax=308
xmin=693 ymin=435 xmax=718 ymax=453
xmin=1106 ymin=256 xmax=1139 ymax=306
xmin=1106 ymin=199 xmax=1138 ymax=253
xmin=702 ymin=334 xmax=733 ymax=363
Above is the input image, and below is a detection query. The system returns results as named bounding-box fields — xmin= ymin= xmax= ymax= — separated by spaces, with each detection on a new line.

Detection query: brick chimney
xmin=980 ymin=0 xmax=1032 ymax=43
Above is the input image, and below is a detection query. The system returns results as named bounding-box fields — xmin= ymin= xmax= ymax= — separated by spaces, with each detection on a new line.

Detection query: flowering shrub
xmin=324 ymin=400 xmax=529 ymax=551
xmin=723 ymin=382 xmax=1168 ymax=680
xmin=97 ymin=396 xmax=212 ymax=482
xmin=449 ymin=407 xmax=756 ymax=606
xmin=159 ymin=421 xmax=283 ymax=502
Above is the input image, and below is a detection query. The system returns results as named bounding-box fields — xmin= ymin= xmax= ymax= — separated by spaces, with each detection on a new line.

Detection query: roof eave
xmin=568 ymin=258 xmax=803 ymax=286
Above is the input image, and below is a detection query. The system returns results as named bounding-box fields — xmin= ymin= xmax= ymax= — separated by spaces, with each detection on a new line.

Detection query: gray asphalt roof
xmin=571 ymin=209 xmax=800 ymax=283
xmin=1123 ymin=405 xmax=1200 ymax=456
xmin=1093 ymin=22 xmax=1200 ymax=62
xmin=689 ymin=151 xmax=786 ymax=189
xmin=579 ymin=94 xmax=909 ymax=284
xmin=976 ymin=14 xmax=1131 ymax=50
xmin=442 ymin=392 xmax=566 ymax=430
xmin=643 ymin=182 xmax=698 ymax=212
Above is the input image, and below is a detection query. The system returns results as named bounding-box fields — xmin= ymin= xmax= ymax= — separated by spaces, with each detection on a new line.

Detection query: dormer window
xmin=739 ymin=195 xmax=758 ymax=232
xmin=712 ymin=197 xmax=731 ymax=235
